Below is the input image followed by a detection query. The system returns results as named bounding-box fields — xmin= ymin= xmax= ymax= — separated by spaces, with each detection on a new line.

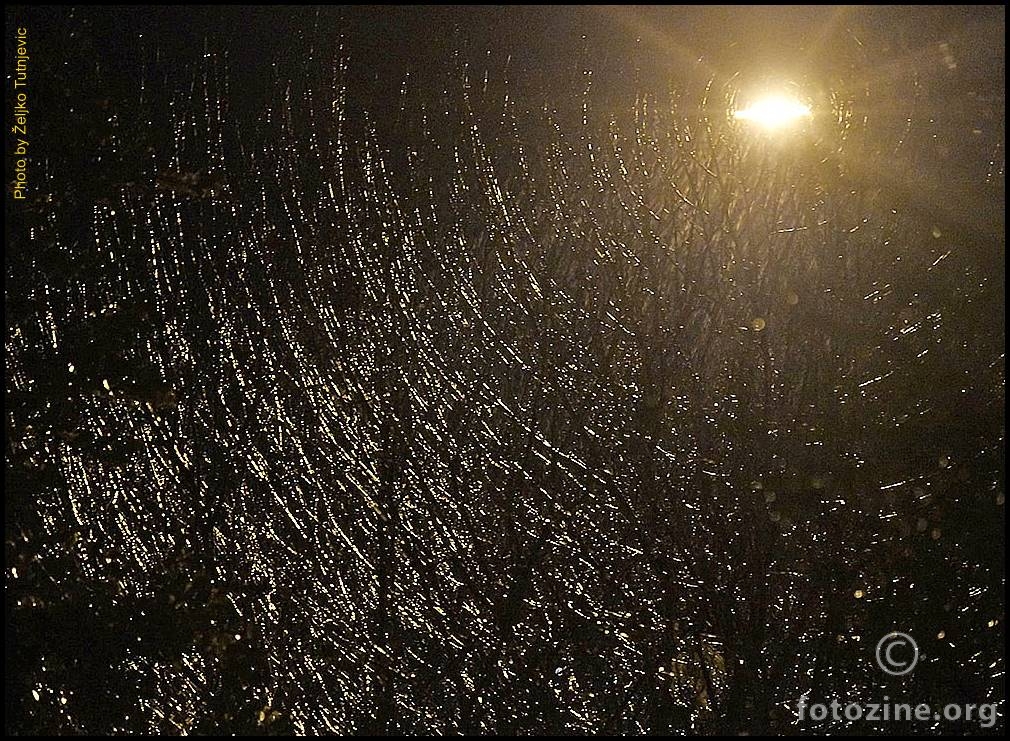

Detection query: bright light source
xmin=734 ymin=94 xmax=812 ymax=130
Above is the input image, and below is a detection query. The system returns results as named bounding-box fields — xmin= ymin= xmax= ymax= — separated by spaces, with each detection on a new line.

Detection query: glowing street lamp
xmin=733 ymin=93 xmax=812 ymax=131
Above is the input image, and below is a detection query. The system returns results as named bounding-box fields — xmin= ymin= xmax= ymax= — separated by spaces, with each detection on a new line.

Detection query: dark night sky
xmin=16 ymin=6 xmax=1005 ymax=100
xmin=4 ymin=5 xmax=1005 ymax=736
xmin=15 ymin=5 xmax=1004 ymax=237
